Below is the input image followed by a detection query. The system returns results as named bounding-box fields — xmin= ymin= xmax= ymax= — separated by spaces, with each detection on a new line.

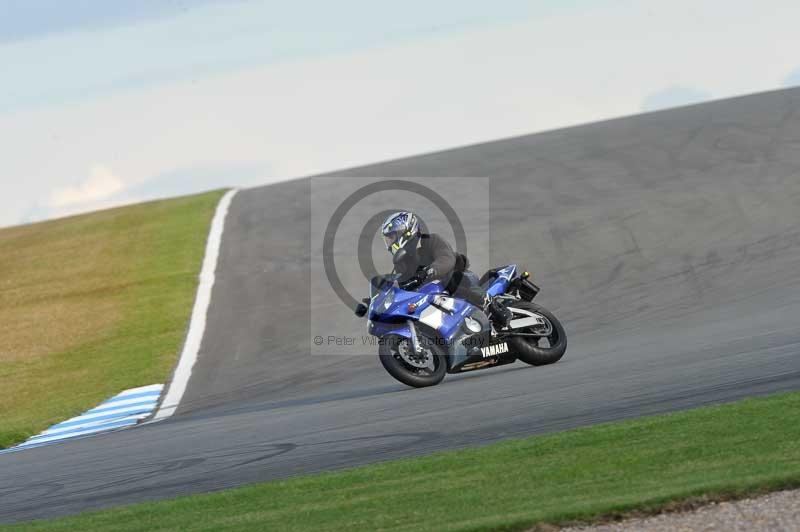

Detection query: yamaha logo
xmin=480 ymin=342 xmax=509 ymax=358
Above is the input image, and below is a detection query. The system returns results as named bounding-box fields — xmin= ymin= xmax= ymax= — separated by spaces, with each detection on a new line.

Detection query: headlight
xmin=381 ymin=290 xmax=395 ymax=311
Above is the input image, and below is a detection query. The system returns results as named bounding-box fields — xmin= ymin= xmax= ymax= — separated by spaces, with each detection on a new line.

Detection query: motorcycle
xmin=354 ymin=249 xmax=567 ymax=387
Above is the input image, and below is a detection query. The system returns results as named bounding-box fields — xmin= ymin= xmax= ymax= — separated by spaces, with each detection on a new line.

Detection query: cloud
xmin=126 ymin=162 xmax=271 ymax=200
xmin=784 ymin=67 xmax=800 ymax=87
xmin=0 ymin=1 xmax=232 ymax=44
xmin=4 ymin=1 xmax=800 ymax=228
xmin=0 ymin=0 xmax=538 ymax=113
xmin=641 ymin=86 xmax=713 ymax=112
xmin=49 ymin=164 xmax=126 ymax=208
xmin=33 ymin=162 xmax=268 ymax=225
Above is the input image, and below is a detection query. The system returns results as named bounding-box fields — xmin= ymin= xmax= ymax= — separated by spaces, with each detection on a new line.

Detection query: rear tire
xmin=379 ymin=335 xmax=446 ymax=388
xmin=507 ymin=302 xmax=567 ymax=366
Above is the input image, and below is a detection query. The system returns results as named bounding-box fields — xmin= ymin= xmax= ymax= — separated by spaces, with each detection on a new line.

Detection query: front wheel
xmin=506 ymin=301 xmax=567 ymax=366
xmin=379 ymin=335 xmax=446 ymax=388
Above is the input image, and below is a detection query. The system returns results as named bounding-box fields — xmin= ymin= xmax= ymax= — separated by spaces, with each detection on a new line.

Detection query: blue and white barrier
xmin=1 ymin=384 xmax=162 ymax=454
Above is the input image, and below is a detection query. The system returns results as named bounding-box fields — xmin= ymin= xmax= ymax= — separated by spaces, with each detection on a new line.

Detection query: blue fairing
xmin=365 ymin=264 xmax=524 ymax=374
xmin=368 ymin=281 xmax=446 ymax=340
xmin=484 ymin=264 xmax=517 ymax=297
xmin=369 ymin=280 xmax=445 ymax=322
xmin=369 ymin=321 xmax=412 ymax=339
xmin=369 ymin=265 xmax=518 ymax=341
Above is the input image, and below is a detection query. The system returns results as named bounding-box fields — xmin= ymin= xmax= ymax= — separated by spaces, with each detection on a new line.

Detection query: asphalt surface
xmin=2 ymin=88 xmax=800 ymax=524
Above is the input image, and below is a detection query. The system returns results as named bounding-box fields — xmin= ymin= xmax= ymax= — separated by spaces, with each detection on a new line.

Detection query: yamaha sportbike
xmin=354 ymin=253 xmax=567 ymax=387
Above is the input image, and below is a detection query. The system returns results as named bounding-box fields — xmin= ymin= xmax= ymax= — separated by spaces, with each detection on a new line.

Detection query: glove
xmin=400 ymin=267 xmax=431 ymax=290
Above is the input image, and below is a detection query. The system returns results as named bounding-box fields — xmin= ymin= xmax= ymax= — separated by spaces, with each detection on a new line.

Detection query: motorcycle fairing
xmin=483 ymin=264 xmax=517 ymax=297
xmin=367 ymin=264 xmax=522 ymax=373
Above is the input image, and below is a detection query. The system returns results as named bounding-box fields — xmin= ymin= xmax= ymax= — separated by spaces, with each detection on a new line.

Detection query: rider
xmin=380 ymin=211 xmax=512 ymax=327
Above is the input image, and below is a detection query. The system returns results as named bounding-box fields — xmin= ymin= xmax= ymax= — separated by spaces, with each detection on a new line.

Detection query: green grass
xmin=0 ymin=190 xmax=226 ymax=448
xmin=6 ymin=391 xmax=800 ymax=531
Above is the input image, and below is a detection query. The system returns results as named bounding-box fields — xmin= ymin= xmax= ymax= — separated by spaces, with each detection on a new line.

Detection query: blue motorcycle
xmin=354 ymin=251 xmax=567 ymax=387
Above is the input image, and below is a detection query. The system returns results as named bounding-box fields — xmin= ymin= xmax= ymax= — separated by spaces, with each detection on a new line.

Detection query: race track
xmin=2 ymin=88 xmax=800 ymax=523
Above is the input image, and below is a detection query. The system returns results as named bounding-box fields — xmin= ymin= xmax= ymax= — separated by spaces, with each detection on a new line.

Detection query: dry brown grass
xmin=0 ymin=190 xmax=225 ymax=447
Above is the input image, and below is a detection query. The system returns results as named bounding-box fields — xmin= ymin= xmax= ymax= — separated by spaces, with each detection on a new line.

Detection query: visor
xmin=382 ymin=230 xmax=402 ymax=253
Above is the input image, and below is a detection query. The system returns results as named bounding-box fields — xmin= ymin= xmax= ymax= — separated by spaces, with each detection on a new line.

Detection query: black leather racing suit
xmin=395 ymin=233 xmax=488 ymax=308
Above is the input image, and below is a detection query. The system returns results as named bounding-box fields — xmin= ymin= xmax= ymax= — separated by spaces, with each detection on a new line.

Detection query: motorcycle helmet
xmin=381 ymin=211 xmax=420 ymax=255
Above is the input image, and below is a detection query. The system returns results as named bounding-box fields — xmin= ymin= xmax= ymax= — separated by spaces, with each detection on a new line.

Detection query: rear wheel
xmin=506 ymin=301 xmax=567 ymax=366
xmin=379 ymin=334 xmax=446 ymax=388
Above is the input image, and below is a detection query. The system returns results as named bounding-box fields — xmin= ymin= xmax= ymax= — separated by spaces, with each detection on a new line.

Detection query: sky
xmin=1 ymin=0 xmax=800 ymax=227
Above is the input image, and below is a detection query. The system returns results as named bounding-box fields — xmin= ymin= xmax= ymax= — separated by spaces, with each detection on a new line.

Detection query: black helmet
xmin=381 ymin=211 xmax=420 ymax=255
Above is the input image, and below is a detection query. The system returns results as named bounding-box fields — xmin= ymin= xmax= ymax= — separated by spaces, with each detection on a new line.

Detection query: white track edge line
xmin=151 ymin=188 xmax=239 ymax=421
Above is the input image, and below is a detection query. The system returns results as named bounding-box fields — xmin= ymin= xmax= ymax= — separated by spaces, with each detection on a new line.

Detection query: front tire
xmin=379 ymin=335 xmax=446 ymax=388
xmin=507 ymin=302 xmax=567 ymax=366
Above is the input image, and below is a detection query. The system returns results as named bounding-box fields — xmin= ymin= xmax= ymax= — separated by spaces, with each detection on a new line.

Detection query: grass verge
xmin=0 ymin=190 xmax=226 ymax=448
xmin=5 ymin=390 xmax=799 ymax=531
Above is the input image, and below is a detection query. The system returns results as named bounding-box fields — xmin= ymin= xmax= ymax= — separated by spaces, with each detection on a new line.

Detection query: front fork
xmin=407 ymin=320 xmax=423 ymax=354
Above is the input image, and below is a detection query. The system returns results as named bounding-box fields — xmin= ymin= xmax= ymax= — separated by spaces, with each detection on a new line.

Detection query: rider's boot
xmin=484 ymin=295 xmax=512 ymax=329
